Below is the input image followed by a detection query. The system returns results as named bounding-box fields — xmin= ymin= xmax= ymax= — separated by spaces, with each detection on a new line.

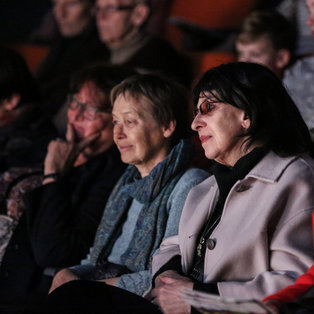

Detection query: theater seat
xmin=165 ymin=0 xmax=258 ymax=49
xmin=10 ymin=43 xmax=49 ymax=73
xmin=189 ymin=51 xmax=236 ymax=86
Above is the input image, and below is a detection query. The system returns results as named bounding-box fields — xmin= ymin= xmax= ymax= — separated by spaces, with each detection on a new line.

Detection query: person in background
xmin=26 ymin=73 xmax=209 ymax=314
xmin=94 ymin=0 xmax=192 ymax=86
xmin=282 ymin=0 xmax=314 ymax=141
xmin=35 ymin=0 xmax=109 ymax=131
xmin=0 ymin=64 xmax=133 ymax=308
xmin=235 ymin=10 xmax=295 ymax=78
xmin=148 ymin=62 xmax=314 ymax=314
xmin=276 ymin=0 xmax=314 ymax=57
xmin=0 ymin=46 xmax=57 ymax=174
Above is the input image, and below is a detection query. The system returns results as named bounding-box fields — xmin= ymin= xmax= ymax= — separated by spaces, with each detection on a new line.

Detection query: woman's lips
xmin=118 ymin=144 xmax=132 ymax=151
xmin=199 ymin=136 xmax=211 ymax=144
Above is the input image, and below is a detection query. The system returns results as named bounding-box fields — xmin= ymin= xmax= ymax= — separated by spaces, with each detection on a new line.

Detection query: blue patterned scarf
xmin=90 ymin=139 xmax=194 ymax=271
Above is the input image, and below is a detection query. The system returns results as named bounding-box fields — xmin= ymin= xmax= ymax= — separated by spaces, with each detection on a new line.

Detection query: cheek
xmin=84 ymin=121 xmax=104 ymax=136
xmin=214 ymin=121 xmax=238 ymax=148
xmin=67 ymin=111 xmax=73 ymax=121
xmin=67 ymin=110 xmax=78 ymax=124
xmin=113 ymin=17 xmax=130 ymax=33
xmin=74 ymin=9 xmax=88 ymax=23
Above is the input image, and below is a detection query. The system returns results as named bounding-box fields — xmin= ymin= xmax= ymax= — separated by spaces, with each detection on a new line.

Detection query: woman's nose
xmin=70 ymin=107 xmax=85 ymax=121
xmin=113 ymin=124 xmax=126 ymax=139
xmin=191 ymin=113 xmax=204 ymax=131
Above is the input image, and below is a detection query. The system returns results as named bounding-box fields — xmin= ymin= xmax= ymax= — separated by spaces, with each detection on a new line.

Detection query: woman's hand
xmin=150 ymin=270 xmax=193 ymax=314
xmin=43 ymin=124 xmax=100 ymax=181
xmin=49 ymin=268 xmax=79 ymax=294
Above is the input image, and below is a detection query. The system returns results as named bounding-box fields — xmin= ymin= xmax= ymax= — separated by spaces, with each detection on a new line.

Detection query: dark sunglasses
xmin=193 ymin=99 xmax=221 ymax=117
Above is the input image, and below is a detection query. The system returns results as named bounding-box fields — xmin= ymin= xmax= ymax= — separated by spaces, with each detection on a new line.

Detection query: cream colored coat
xmin=152 ymin=152 xmax=314 ymax=299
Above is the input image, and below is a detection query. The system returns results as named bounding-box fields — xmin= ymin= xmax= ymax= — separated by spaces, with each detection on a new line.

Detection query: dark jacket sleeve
xmin=25 ymin=150 xmax=125 ymax=267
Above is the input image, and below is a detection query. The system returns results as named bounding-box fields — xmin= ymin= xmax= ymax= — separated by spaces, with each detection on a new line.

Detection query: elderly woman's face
xmin=191 ymin=94 xmax=250 ymax=167
xmin=112 ymin=94 xmax=172 ymax=177
xmin=67 ymin=82 xmax=114 ymax=156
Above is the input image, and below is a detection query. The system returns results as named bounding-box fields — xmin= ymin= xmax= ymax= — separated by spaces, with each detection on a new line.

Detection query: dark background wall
xmin=0 ymin=0 xmax=52 ymax=44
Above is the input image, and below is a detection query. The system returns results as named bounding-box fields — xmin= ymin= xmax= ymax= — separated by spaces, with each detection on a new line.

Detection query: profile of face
xmin=112 ymin=93 xmax=174 ymax=177
xmin=67 ymin=81 xmax=114 ymax=156
xmin=53 ymin=0 xmax=92 ymax=37
xmin=307 ymin=0 xmax=314 ymax=36
xmin=191 ymin=93 xmax=251 ymax=167
xmin=95 ymin=0 xmax=147 ymax=48
xmin=236 ymin=36 xmax=288 ymax=77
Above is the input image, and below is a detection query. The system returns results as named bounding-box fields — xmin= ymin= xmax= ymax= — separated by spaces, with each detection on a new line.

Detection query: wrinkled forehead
xmin=116 ymin=91 xmax=150 ymax=108
xmin=113 ymin=92 xmax=154 ymax=117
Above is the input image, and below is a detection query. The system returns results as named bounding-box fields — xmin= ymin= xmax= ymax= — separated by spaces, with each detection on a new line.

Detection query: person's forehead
xmin=76 ymin=82 xmax=106 ymax=106
xmin=53 ymin=0 xmax=86 ymax=5
xmin=96 ymin=0 xmax=133 ymax=5
xmin=237 ymin=36 xmax=276 ymax=50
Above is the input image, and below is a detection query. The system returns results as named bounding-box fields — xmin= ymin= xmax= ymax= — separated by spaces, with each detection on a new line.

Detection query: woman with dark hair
xmin=192 ymin=61 xmax=312 ymax=157
xmin=148 ymin=62 xmax=314 ymax=313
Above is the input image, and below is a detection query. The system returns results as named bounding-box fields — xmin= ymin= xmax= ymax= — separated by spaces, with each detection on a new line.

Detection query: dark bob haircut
xmin=111 ymin=73 xmax=190 ymax=147
xmin=0 ymin=46 xmax=40 ymax=104
xmin=193 ymin=62 xmax=313 ymax=157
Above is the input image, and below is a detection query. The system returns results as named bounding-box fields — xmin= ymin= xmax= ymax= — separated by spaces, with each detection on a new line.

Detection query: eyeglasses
xmin=193 ymin=99 xmax=221 ymax=117
xmin=67 ymin=94 xmax=111 ymax=121
xmin=92 ymin=4 xmax=136 ymax=15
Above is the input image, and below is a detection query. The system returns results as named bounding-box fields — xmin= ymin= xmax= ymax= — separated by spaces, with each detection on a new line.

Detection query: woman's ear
xmin=162 ymin=120 xmax=176 ymax=139
xmin=3 ymin=94 xmax=21 ymax=111
xmin=241 ymin=112 xmax=251 ymax=130
xmin=131 ymin=4 xmax=150 ymax=28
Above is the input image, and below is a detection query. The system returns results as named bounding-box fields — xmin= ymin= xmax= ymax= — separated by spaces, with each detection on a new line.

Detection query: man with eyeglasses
xmin=94 ymin=0 xmax=192 ymax=86
xmin=35 ymin=0 xmax=110 ymax=132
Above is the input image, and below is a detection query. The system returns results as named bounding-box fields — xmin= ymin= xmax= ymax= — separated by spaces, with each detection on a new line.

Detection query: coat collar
xmin=247 ymin=151 xmax=299 ymax=183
